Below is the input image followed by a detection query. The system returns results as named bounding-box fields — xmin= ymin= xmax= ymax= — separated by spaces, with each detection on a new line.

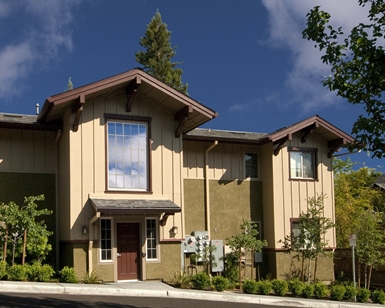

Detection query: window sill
xmin=289 ymin=178 xmax=319 ymax=182
xmin=105 ymin=190 xmax=153 ymax=194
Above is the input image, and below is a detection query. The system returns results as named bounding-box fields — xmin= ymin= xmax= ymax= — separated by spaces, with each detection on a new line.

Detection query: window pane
xmin=107 ymin=121 xmax=148 ymax=190
xmin=100 ymin=219 xmax=112 ymax=261
xmin=290 ymin=151 xmax=315 ymax=179
xmin=302 ymin=153 xmax=314 ymax=178
xmin=245 ymin=153 xmax=258 ymax=178
xmin=146 ymin=219 xmax=157 ymax=260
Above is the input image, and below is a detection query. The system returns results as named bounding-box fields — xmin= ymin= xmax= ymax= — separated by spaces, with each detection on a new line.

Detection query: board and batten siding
xmin=0 ymin=128 xmax=57 ymax=173
xmin=269 ymin=131 xmax=335 ymax=249
xmin=61 ymin=90 xmax=184 ymax=240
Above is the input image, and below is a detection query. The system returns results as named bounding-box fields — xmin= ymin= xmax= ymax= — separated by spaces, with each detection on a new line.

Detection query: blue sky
xmin=0 ymin=0 xmax=382 ymax=170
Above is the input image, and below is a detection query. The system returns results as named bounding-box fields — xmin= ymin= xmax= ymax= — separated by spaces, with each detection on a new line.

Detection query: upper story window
xmin=245 ymin=153 xmax=259 ymax=179
xmin=289 ymin=148 xmax=316 ymax=180
xmin=107 ymin=117 xmax=150 ymax=191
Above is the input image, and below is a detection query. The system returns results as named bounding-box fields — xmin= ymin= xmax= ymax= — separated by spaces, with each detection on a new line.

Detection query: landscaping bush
xmin=167 ymin=270 xmax=190 ymax=289
xmin=7 ymin=264 xmax=27 ymax=281
xmin=256 ymin=280 xmax=272 ymax=295
xmin=302 ymin=283 xmax=314 ymax=298
xmin=288 ymin=279 xmax=305 ymax=297
xmin=212 ymin=276 xmax=229 ymax=292
xmin=27 ymin=261 xmax=54 ymax=282
xmin=313 ymin=282 xmax=328 ymax=299
xmin=242 ymin=279 xmax=258 ymax=294
xmin=271 ymin=279 xmax=288 ymax=296
xmin=372 ymin=289 xmax=385 ymax=304
xmin=82 ymin=269 xmax=99 ymax=284
xmin=343 ymin=284 xmax=357 ymax=301
xmin=0 ymin=261 xmax=7 ymax=280
xmin=330 ymin=284 xmax=346 ymax=301
xmin=357 ymin=288 xmax=371 ymax=303
xmin=190 ymin=272 xmax=210 ymax=290
xmin=59 ymin=266 xmax=78 ymax=283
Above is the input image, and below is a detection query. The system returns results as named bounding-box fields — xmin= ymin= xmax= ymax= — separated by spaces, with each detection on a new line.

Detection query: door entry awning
xmin=89 ymin=198 xmax=181 ymax=215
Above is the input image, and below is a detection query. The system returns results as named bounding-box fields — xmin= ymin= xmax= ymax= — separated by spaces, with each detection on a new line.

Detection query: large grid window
xmin=107 ymin=121 xmax=148 ymax=190
xmin=245 ymin=153 xmax=259 ymax=178
xmin=100 ymin=219 xmax=112 ymax=261
xmin=290 ymin=150 xmax=315 ymax=179
xmin=146 ymin=219 xmax=158 ymax=260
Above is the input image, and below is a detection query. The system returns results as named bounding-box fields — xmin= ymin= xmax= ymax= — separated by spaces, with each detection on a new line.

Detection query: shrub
xmin=7 ymin=264 xmax=27 ymax=281
xmin=59 ymin=266 xmax=78 ymax=283
xmin=372 ymin=289 xmax=385 ymax=304
xmin=190 ymin=272 xmax=210 ymax=290
xmin=242 ymin=279 xmax=258 ymax=294
xmin=357 ymin=288 xmax=370 ymax=303
xmin=302 ymin=283 xmax=314 ymax=298
xmin=256 ymin=280 xmax=272 ymax=295
xmin=82 ymin=269 xmax=99 ymax=284
xmin=330 ymin=284 xmax=346 ymax=301
xmin=313 ymin=282 xmax=328 ymax=299
xmin=288 ymin=279 xmax=305 ymax=297
xmin=0 ymin=261 xmax=7 ymax=280
xmin=212 ymin=276 xmax=229 ymax=292
xmin=271 ymin=279 xmax=288 ymax=296
xmin=167 ymin=270 xmax=190 ymax=289
xmin=27 ymin=261 xmax=54 ymax=282
xmin=343 ymin=284 xmax=357 ymax=301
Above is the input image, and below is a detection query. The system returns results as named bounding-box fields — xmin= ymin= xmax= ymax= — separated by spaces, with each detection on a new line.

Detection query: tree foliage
xmin=280 ymin=194 xmax=335 ymax=283
xmin=0 ymin=195 xmax=53 ymax=265
xmin=226 ymin=221 xmax=267 ymax=291
xmin=303 ymin=1 xmax=385 ymax=158
xmin=135 ymin=11 xmax=188 ymax=94
xmin=333 ymin=157 xmax=383 ymax=247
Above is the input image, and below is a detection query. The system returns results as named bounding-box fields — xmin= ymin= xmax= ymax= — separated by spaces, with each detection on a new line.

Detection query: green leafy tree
xmin=226 ymin=221 xmax=267 ymax=291
xmin=333 ymin=158 xmax=383 ymax=247
xmin=135 ymin=11 xmax=188 ymax=94
xmin=280 ymin=194 xmax=335 ymax=283
xmin=0 ymin=195 xmax=53 ymax=265
xmin=355 ymin=210 xmax=385 ymax=289
xmin=303 ymin=1 xmax=385 ymax=158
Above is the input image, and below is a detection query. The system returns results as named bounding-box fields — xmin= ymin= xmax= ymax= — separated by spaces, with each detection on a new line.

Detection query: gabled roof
xmin=37 ymin=68 xmax=218 ymax=135
xmin=185 ymin=115 xmax=355 ymax=158
xmin=0 ymin=113 xmax=60 ymax=131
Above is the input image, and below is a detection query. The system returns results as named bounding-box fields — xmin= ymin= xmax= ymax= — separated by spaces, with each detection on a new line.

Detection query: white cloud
xmin=0 ymin=0 xmax=81 ymax=99
xmin=228 ymin=102 xmax=252 ymax=113
xmin=261 ymin=0 xmax=370 ymax=112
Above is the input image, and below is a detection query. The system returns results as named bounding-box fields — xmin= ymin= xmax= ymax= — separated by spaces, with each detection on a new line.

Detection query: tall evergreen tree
xmin=135 ymin=11 xmax=188 ymax=95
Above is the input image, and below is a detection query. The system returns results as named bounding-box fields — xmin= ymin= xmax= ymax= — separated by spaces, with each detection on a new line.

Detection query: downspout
xmin=88 ymin=212 xmax=100 ymax=275
xmin=205 ymin=141 xmax=218 ymax=239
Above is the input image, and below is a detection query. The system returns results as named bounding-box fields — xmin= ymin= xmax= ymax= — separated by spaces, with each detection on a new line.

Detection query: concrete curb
xmin=0 ymin=281 xmax=377 ymax=308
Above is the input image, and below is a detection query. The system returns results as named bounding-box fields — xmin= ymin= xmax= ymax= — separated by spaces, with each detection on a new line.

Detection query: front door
xmin=117 ymin=223 xmax=140 ymax=280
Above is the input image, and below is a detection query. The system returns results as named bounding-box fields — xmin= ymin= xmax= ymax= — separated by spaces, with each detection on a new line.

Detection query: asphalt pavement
xmin=0 ymin=280 xmax=376 ymax=308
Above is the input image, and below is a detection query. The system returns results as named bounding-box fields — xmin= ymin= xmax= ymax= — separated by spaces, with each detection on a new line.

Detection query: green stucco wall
xmin=146 ymin=242 xmax=182 ymax=281
xmin=184 ymin=179 xmax=263 ymax=241
xmin=0 ymin=172 xmax=56 ymax=264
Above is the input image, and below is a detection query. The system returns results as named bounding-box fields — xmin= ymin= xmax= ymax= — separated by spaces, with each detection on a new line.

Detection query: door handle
xmin=117 ymin=253 xmax=121 ymax=257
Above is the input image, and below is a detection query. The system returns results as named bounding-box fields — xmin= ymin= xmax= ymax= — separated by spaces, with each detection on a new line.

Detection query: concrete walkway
xmin=0 ymin=280 xmax=375 ymax=308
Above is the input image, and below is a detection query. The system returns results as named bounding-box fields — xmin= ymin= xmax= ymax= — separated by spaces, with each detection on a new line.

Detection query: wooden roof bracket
xmin=274 ymin=134 xmax=292 ymax=156
xmin=126 ymin=76 xmax=141 ymax=113
xmin=72 ymin=94 xmax=85 ymax=132
xmin=175 ymin=105 xmax=193 ymax=138
xmin=328 ymin=138 xmax=345 ymax=158
xmin=301 ymin=123 xmax=319 ymax=143
xmin=160 ymin=213 xmax=174 ymax=227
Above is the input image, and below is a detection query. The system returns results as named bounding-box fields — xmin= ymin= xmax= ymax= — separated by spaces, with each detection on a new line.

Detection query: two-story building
xmin=0 ymin=69 xmax=354 ymax=281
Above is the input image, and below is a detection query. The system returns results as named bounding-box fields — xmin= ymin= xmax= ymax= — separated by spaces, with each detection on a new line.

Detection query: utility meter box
xmin=192 ymin=231 xmax=209 ymax=261
xmin=183 ymin=235 xmax=197 ymax=253
xmin=211 ymin=240 xmax=224 ymax=272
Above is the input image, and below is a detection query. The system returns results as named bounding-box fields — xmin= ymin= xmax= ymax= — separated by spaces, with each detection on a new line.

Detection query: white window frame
xmin=289 ymin=148 xmax=316 ymax=180
xmin=244 ymin=152 xmax=259 ymax=179
xmin=106 ymin=116 xmax=150 ymax=191
xmin=145 ymin=218 xmax=159 ymax=261
xmin=100 ymin=218 xmax=113 ymax=262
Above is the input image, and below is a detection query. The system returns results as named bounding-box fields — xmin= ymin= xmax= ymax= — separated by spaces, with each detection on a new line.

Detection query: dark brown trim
xmin=160 ymin=239 xmax=183 ymax=243
xmin=175 ymin=105 xmax=193 ymax=138
xmin=72 ymin=94 xmax=85 ymax=132
xmin=274 ymin=134 xmax=292 ymax=156
xmin=104 ymin=190 xmax=153 ymax=195
xmin=0 ymin=121 xmax=61 ymax=131
xmin=126 ymin=76 xmax=141 ymax=113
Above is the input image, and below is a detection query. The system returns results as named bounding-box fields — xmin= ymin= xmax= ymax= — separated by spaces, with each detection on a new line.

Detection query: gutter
xmin=204 ymin=141 xmax=218 ymax=239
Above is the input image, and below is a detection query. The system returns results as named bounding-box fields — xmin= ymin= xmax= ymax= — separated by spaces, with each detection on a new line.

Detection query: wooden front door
xmin=117 ymin=223 xmax=140 ymax=280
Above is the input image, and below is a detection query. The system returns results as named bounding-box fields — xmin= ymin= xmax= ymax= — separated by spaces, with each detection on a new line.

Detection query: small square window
xmin=289 ymin=150 xmax=315 ymax=179
xmin=245 ymin=153 xmax=258 ymax=178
